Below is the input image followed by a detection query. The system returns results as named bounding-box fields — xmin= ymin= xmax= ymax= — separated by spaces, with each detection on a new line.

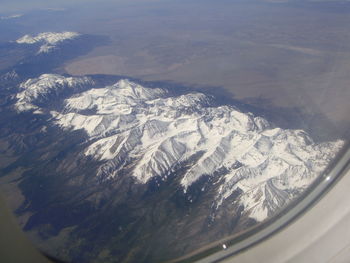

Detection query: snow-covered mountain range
xmin=14 ymin=74 xmax=343 ymax=221
xmin=15 ymin=74 xmax=93 ymax=112
xmin=16 ymin=32 xmax=80 ymax=53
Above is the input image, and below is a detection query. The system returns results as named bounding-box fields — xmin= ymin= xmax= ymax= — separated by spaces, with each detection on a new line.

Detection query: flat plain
xmin=2 ymin=0 xmax=350 ymax=138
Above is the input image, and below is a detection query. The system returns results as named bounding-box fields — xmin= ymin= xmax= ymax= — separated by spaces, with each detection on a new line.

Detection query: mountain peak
xmin=112 ymin=79 xmax=167 ymax=101
xmin=23 ymin=75 xmax=341 ymax=222
xmin=15 ymin=74 xmax=94 ymax=112
xmin=16 ymin=31 xmax=80 ymax=53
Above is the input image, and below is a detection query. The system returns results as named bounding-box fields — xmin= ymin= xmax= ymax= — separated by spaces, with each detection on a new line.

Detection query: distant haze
xmin=2 ymin=0 xmax=350 ymax=140
xmin=0 ymin=0 xmax=128 ymax=13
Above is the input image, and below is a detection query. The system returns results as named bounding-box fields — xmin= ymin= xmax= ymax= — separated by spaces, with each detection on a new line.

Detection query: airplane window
xmin=0 ymin=1 xmax=349 ymax=262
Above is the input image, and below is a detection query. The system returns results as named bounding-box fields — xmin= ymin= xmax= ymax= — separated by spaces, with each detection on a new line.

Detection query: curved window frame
xmin=176 ymin=143 xmax=350 ymax=263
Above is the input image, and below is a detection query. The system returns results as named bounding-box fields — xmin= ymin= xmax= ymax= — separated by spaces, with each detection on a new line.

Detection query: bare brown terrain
xmin=0 ymin=1 xmax=349 ymax=262
xmin=56 ymin=1 xmax=350 ymax=137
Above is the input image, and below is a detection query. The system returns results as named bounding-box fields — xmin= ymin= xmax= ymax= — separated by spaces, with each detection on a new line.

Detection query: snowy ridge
xmin=16 ymin=75 xmax=344 ymax=221
xmin=16 ymin=32 xmax=80 ymax=53
xmin=46 ymin=77 xmax=343 ymax=221
xmin=15 ymin=74 xmax=94 ymax=112
xmin=0 ymin=14 xmax=22 ymax=20
xmin=1 ymin=70 xmax=19 ymax=82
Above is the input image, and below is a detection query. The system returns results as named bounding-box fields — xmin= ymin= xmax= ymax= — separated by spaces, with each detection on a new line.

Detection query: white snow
xmin=15 ymin=74 xmax=94 ymax=112
xmin=16 ymin=31 xmax=80 ymax=53
xmin=15 ymin=75 xmax=344 ymax=222
xmin=0 ymin=14 xmax=22 ymax=20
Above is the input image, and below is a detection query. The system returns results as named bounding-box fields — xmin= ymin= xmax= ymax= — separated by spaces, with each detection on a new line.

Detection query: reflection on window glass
xmin=0 ymin=0 xmax=349 ymax=262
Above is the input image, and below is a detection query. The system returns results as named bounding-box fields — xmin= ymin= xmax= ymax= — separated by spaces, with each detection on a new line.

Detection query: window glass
xmin=0 ymin=1 xmax=349 ymax=262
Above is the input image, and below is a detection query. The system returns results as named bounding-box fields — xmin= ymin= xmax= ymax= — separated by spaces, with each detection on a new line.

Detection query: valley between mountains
xmin=0 ymin=31 xmax=344 ymax=263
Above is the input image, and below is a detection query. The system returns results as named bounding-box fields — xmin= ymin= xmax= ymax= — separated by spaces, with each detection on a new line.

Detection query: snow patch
xmin=15 ymin=74 xmax=94 ymax=112
xmin=16 ymin=31 xmax=80 ymax=53
xmin=15 ymin=75 xmax=344 ymax=222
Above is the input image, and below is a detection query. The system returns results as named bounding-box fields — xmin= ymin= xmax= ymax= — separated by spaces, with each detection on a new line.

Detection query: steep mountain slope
xmin=16 ymin=75 xmax=343 ymax=221
xmin=15 ymin=74 xmax=94 ymax=112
